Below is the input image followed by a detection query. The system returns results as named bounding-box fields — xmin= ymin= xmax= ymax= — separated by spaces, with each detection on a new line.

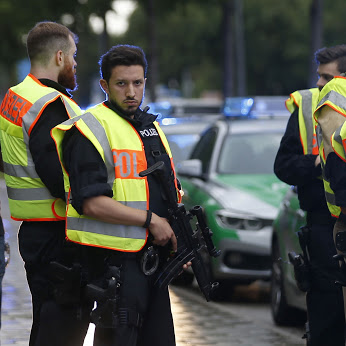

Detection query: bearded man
xmin=0 ymin=21 xmax=91 ymax=346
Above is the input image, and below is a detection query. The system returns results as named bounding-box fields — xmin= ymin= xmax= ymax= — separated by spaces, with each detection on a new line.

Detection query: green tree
xmin=121 ymin=0 xmax=332 ymax=98
xmin=3 ymin=0 xmax=346 ymax=104
xmin=0 ymin=0 xmax=114 ymax=106
xmin=120 ymin=1 xmax=222 ymax=99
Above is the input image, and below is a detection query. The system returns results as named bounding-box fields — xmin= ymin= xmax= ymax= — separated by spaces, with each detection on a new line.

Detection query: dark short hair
xmin=99 ymin=44 xmax=148 ymax=82
xmin=27 ymin=21 xmax=78 ymax=65
xmin=315 ymin=45 xmax=346 ymax=73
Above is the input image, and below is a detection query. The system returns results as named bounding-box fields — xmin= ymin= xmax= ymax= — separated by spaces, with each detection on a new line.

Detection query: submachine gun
xmin=288 ymin=225 xmax=311 ymax=292
xmin=139 ymin=161 xmax=221 ymax=301
xmin=85 ymin=265 xmax=121 ymax=328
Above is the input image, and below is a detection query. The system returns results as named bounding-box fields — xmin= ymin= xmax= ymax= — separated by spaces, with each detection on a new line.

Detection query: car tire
xmin=271 ymin=240 xmax=306 ymax=326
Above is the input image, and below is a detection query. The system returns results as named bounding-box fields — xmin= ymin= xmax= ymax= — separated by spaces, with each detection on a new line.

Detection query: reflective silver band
xmin=3 ymin=162 xmax=39 ymax=178
xmin=22 ymin=92 xmax=63 ymax=138
xmin=7 ymin=186 xmax=53 ymax=201
xmin=78 ymin=112 xmax=115 ymax=186
xmin=325 ymin=191 xmax=336 ymax=205
xmin=67 ymin=217 xmax=146 ymax=240
xmin=67 ymin=201 xmax=147 ymax=240
xmin=317 ymin=90 xmax=346 ymax=110
xmin=300 ymin=89 xmax=314 ymax=154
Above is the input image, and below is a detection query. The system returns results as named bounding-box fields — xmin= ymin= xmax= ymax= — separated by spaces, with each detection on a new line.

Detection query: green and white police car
xmin=176 ymin=97 xmax=290 ymax=298
xmin=271 ymin=186 xmax=307 ymax=326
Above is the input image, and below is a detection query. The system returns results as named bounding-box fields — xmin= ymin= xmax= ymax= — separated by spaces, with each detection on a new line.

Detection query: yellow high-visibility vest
xmin=0 ymin=74 xmax=81 ymax=221
xmin=314 ymin=76 xmax=346 ymax=217
xmin=52 ymin=102 xmax=181 ymax=252
xmin=286 ymin=88 xmax=320 ymax=155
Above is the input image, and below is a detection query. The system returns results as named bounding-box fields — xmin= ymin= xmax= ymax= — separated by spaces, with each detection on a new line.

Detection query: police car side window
xmin=190 ymin=128 xmax=218 ymax=174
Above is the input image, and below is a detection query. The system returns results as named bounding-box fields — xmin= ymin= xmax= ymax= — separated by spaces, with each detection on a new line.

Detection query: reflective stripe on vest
xmin=315 ymin=76 xmax=346 ymax=121
xmin=314 ymin=78 xmax=346 ymax=218
xmin=318 ymin=131 xmax=340 ymax=218
xmin=52 ymin=103 xmax=180 ymax=251
xmin=332 ymin=124 xmax=346 ymax=162
xmin=0 ymin=74 xmax=81 ymax=221
xmin=286 ymin=88 xmax=319 ymax=155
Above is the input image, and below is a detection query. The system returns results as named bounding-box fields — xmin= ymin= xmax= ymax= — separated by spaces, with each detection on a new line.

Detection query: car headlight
xmin=215 ymin=210 xmax=271 ymax=231
xmin=243 ymin=218 xmax=262 ymax=230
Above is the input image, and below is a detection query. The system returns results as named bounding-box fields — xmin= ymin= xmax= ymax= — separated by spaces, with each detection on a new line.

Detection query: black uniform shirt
xmin=63 ymin=102 xmax=174 ymax=218
xmin=274 ymin=108 xmax=328 ymax=212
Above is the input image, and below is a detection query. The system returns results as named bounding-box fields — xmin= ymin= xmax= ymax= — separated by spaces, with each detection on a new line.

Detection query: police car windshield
xmin=218 ymin=132 xmax=282 ymax=174
xmin=165 ymin=133 xmax=201 ymax=164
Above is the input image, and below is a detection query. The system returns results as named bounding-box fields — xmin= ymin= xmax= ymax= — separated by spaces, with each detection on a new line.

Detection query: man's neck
xmin=105 ymin=100 xmax=141 ymax=126
xmin=30 ymin=66 xmax=59 ymax=83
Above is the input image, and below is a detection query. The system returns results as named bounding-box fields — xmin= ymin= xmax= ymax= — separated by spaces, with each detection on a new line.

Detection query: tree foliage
xmin=1 ymin=0 xmax=346 ymax=104
xmin=244 ymin=0 xmax=311 ymax=94
xmin=119 ymin=0 xmax=346 ymax=98
xmin=119 ymin=1 xmax=223 ymax=98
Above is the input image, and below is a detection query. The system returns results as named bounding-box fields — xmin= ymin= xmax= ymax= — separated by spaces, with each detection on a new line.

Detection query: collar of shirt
xmin=104 ymin=100 xmax=158 ymax=128
xmin=39 ymin=79 xmax=72 ymax=98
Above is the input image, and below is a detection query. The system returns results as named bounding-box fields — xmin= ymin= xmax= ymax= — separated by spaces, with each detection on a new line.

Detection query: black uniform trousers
xmin=18 ymin=221 xmax=92 ymax=346
xmin=306 ymin=213 xmax=345 ymax=346
xmin=81 ymin=246 xmax=176 ymax=346
xmin=0 ymin=216 xmax=5 ymax=330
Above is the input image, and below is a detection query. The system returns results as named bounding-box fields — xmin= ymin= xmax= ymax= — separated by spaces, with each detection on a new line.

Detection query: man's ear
xmin=56 ymin=50 xmax=64 ymax=67
xmin=99 ymin=79 xmax=109 ymax=95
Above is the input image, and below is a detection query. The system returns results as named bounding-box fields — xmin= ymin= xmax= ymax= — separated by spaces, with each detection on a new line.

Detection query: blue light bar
xmin=161 ymin=117 xmax=178 ymax=125
xmin=223 ymin=97 xmax=254 ymax=118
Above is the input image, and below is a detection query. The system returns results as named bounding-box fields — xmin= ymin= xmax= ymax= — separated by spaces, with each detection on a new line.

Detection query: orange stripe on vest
xmin=0 ymin=89 xmax=32 ymax=126
xmin=112 ymin=148 xmax=147 ymax=179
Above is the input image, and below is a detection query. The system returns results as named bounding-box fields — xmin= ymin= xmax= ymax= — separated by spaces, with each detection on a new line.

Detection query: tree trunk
xmin=146 ymin=0 xmax=159 ymax=102
xmin=235 ymin=0 xmax=247 ymax=96
xmin=223 ymin=0 xmax=234 ymax=98
xmin=308 ymin=0 xmax=323 ymax=88
xmin=99 ymin=12 xmax=110 ymax=56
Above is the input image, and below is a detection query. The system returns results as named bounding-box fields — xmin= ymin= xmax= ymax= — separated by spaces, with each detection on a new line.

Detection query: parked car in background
xmin=147 ymin=98 xmax=222 ymax=119
xmin=270 ymin=186 xmax=307 ymax=326
xmin=176 ymin=97 xmax=290 ymax=299
xmin=159 ymin=115 xmax=222 ymax=287
xmin=160 ymin=116 xmax=220 ymax=164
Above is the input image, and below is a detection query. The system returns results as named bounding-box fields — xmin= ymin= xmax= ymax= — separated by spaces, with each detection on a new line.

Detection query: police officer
xmin=0 ymin=157 xmax=9 ymax=330
xmin=0 ymin=214 xmax=6 ymax=329
xmin=52 ymin=45 xmax=185 ymax=346
xmin=274 ymin=45 xmax=346 ymax=345
xmin=0 ymin=21 xmax=91 ymax=345
xmin=314 ymin=70 xmax=346 ymax=331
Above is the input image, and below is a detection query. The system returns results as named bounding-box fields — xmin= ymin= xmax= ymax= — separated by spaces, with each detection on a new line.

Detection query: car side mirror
xmin=176 ymin=159 xmax=203 ymax=178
